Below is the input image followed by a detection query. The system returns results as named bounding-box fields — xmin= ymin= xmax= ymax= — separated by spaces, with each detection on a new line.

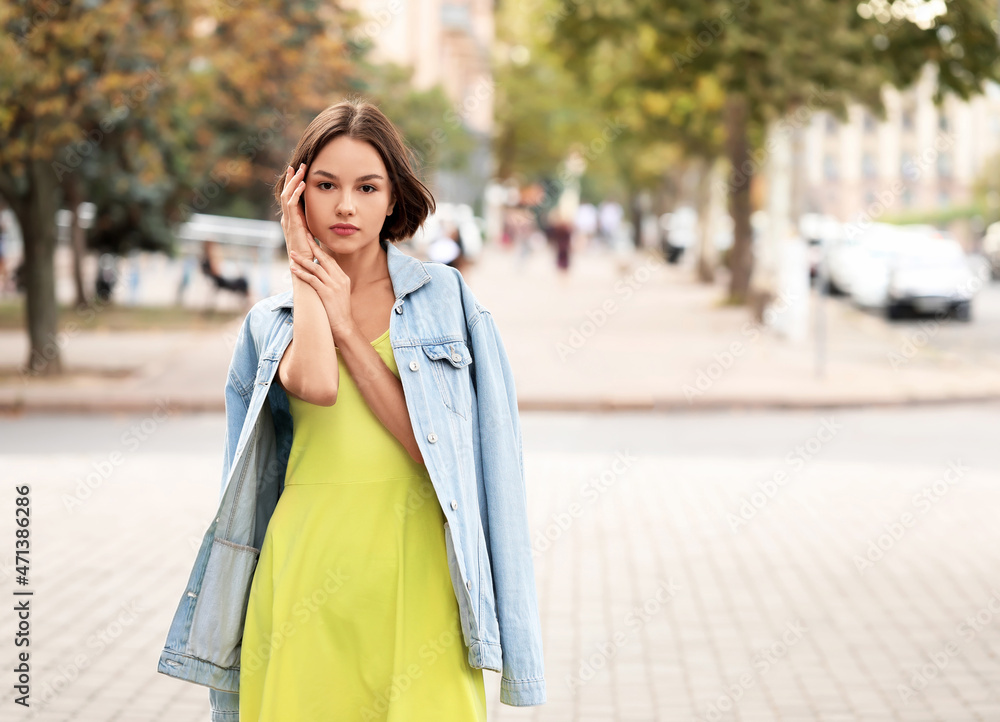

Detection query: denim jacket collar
xmin=270 ymin=239 xmax=431 ymax=312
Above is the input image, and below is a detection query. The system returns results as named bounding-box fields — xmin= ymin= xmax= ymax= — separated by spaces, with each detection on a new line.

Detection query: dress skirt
xmin=239 ymin=326 xmax=487 ymax=721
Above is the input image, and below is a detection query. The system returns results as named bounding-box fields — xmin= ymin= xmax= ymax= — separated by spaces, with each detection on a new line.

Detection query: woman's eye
xmin=360 ymin=184 xmax=376 ymax=193
xmin=318 ymin=182 xmax=334 ymax=190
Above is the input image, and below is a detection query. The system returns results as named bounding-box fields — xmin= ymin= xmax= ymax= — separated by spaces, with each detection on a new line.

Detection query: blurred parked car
xmin=983 ymin=221 xmax=1000 ymax=280
xmin=884 ymin=236 xmax=977 ymax=321
xmin=845 ymin=226 xmax=977 ymax=320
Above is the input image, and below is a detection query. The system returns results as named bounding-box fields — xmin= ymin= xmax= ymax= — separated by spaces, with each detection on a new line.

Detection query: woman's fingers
xmin=281 ymin=164 xmax=313 ymax=256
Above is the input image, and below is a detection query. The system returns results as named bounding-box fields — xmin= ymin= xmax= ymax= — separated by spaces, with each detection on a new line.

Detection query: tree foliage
xmin=551 ymin=0 xmax=1000 ymax=302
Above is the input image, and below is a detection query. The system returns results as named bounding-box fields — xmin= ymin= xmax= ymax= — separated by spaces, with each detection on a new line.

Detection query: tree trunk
xmin=725 ymin=94 xmax=753 ymax=304
xmin=693 ymin=158 xmax=717 ymax=283
xmin=19 ymin=160 xmax=63 ymax=375
xmin=65 ymin=177 xmax=88 ymax=310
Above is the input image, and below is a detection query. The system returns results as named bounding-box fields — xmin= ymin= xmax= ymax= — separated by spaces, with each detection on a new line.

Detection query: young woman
xmin=207 ymin=98 xmax=548 ymax=720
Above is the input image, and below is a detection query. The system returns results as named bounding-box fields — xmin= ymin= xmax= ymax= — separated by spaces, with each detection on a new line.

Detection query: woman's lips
xmin=330 ymin=225 xmax=359 ymax=236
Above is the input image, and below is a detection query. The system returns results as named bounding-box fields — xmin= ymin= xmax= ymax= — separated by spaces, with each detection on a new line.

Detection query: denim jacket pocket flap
xmin=422 ymin=341 xmax=472 ymax=368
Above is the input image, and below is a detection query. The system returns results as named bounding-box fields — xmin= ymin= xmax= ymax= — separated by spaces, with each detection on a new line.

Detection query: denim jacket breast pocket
xmin=421 ymin=339 xmax=473 ymax=419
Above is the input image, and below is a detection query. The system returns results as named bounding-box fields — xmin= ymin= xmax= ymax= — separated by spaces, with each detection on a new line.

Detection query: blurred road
xmin=1 ymin=405 xmax=998 ymax=720
xmin=863 ymin=280 xmax=1000 ymax=362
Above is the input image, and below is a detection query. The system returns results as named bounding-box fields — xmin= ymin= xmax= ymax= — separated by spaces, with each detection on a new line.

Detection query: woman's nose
xmin=337 ymin=193 xmax=355 ymax=214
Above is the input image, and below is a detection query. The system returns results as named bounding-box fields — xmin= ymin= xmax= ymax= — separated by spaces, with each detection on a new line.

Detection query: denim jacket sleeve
xmin=468 ymin=305 xmax=547 ymax=705
xmin=208 ymin=313 xmax=259 ymax=720
xmin=218 ymin=312 xmax=257 ymax=503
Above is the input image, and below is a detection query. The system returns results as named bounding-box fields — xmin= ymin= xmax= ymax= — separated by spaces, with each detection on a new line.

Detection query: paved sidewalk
xmin=3 ymin=408 xmax=999 ymax=721
xmin=1 ymin=241 xmax=997 ymax=413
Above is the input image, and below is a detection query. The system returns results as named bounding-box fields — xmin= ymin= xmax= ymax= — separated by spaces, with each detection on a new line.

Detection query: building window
xmin=862 ymin=152 xmax=877 ymax=179
xmin=902 ymin=109 xmax=914 ymax=131
xmin=938 ymin=188 xmax=950 ymax=207
xmin=937 ymin=152 xmax=952 ymax=178
xmin=900 ymin=152 xmax=918 ymax=181
xmin=938 ymin=113 xmax=949 ymax=131
xmin=825 ymin=114 xmax=838 ymax=135
xmin=863 ymin=111 xmax=877 ymax=134
xmin=902 ymin=187 xmax=913 ymax=207
xmin=823 ymin=154 xmax=838 ymax=180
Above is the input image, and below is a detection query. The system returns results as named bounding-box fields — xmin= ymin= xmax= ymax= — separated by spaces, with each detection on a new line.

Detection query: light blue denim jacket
xmin=156 ymin=239 xmax=546 ymax=719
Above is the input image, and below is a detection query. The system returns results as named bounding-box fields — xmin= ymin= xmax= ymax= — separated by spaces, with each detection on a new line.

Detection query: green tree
xmin=0 ymin=0 xmax=357 ymax=373
xmin=553 ymin=0 xmax=1000 ymax=303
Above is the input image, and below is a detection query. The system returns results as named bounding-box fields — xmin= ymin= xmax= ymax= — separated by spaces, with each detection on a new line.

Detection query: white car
xmin=845 ymin=226 xmax=977 ymax=319
xmin=884 ymin=236 xmax=977 ymax=321
xmin=825 ymin=223 xmax=894 ymax=296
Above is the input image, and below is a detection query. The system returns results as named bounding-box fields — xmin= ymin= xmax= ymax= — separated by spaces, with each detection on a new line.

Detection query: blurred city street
xmin=1 ymin=403 xmax=998 ymax=721
xmin=2 ymin=239 xmax=1000 ymax=721
xmin=3 ymin=239 xmax=1000 ymax=414
xmin=4 ymin=0 xmax=1000 ymax=719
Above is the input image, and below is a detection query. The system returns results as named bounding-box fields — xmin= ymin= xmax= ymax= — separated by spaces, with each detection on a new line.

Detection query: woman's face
xmin=302 ymin=135 xmax=396 ymax=254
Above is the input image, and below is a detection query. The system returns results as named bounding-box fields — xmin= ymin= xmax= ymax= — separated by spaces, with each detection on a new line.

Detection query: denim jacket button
xmin=427 ymin=432 xmax=438 ymax=443
xmin=466 ymin=579 xmax=472 ymax=590
xmin=394 ymin=304 xmax=403 ymax=314
xmin=409 ymin=360 xmax=419 ymax=371
xmin=451 ymin=352 xmax=461 ymax=363
xmin=450 ymin=499 xmax=458 ymax=510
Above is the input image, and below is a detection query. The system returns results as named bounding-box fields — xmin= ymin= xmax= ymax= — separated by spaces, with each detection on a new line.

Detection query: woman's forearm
xmin=334 ymin=325 xmax=424 ymax=464
xmin=277 ymin=275 xmax=340 ymax=405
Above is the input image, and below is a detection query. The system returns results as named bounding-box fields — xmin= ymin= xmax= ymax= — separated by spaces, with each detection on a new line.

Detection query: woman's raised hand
xmin=281 ymin=163 xmax=357 ymax=340
xmin=280 ymin=164 xmax=317 ymax=260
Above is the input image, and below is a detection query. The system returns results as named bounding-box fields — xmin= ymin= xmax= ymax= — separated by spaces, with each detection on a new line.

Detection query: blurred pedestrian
xmin=574 ymin=202 xmax=598 ymax=251
xmin=598 ymin=200 xmax=623 ymax=248
xmin=201 ymin=239 xmax=250 ymax=305
xmin=545 ymin=207 xmax=573 ymax=275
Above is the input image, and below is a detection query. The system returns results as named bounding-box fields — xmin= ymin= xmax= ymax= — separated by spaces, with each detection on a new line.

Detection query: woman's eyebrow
xmin=311 ymin=170 xmax=385 ymax=182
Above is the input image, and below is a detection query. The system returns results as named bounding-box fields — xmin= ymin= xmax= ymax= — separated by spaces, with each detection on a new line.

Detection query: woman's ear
xmin=386 ymin=191 xmax=396 ymax=217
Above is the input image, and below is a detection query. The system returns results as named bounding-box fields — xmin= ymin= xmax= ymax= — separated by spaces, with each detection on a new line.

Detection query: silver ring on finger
xmin=312 ymin=257 xmax=320 ymax=264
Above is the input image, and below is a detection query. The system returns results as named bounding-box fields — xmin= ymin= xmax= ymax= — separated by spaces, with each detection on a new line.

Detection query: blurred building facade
xmin=802 ymin=66 xmax=1000 ymax=229
xmin=348 ymin=0 xmax=494 ymax=208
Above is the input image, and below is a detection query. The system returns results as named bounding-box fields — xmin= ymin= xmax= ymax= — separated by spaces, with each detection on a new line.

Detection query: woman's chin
xmin=316 ymin=234 xmax=376 ymax=256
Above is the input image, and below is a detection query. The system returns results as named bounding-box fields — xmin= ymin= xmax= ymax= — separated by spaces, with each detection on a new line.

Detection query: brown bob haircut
xmin=273 ymin=97 xmax=436 ymax=242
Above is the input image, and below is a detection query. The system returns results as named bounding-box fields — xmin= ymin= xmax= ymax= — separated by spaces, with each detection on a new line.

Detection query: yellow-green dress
xmin=239 ymin=327 xmax=487 ymax=722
